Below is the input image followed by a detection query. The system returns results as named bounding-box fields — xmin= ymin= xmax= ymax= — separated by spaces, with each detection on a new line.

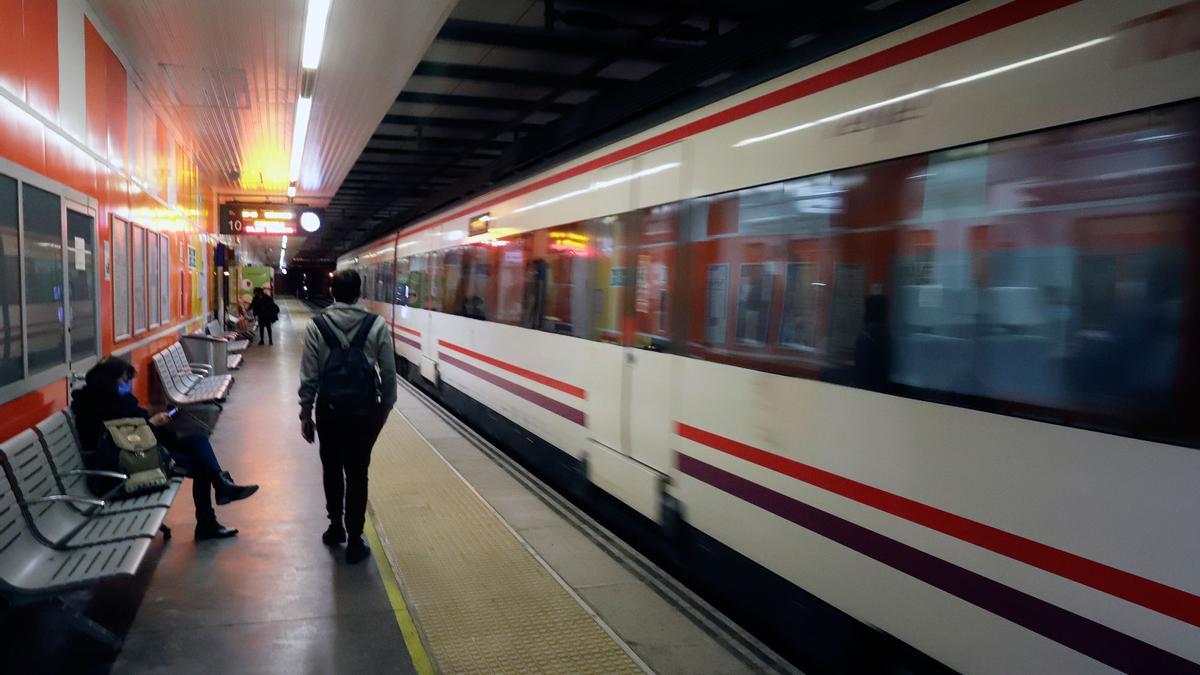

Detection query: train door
xmin=621 ymin=201 xmax=687 ymax=478
xmin=64 ymin=200 xmax=99 ymax=378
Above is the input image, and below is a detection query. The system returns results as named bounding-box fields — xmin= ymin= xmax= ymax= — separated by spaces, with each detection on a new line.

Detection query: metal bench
xmin=155 ymin=343 xmax=233 ymax=403
xmin=0 ymin=468 xmax=150 ymax=650
xmin=0 ymin=430 xmax=167 ymax=549
xmin=35 ymin=411 xmax=181 ymax=515
xmin=206 ymin=320 xmax=249 ymax=353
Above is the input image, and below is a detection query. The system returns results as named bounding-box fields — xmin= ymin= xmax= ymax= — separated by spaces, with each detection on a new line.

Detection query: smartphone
xmin=167 ymin=407 xmax=178 ymax=418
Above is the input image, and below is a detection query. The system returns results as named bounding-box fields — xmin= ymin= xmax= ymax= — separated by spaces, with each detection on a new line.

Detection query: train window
xmin=408 ymin=255 xmax=427 ymax=309
xmin=22 ymin=184 xmax=66 ymax=374
xmin=427 ymin=252 xmax=444 ymax=312
xmin=538 ymin=223 xmax=593 ymax=336
xmin=0 ymin=175 xmax=22 ymax=386
xmin=67 ymin=210 xmax=97 ymax=361
xmin=633 ymin=206 xmax=677 ymax=350
xmin=394 ymin=257 xmax=410 ymax=306
xmin=438 ymin=248 xmax=463 ymax=314
xmin=381 ymin=258 xmax=394 ymax=306
xmin=493 ymin=235 xmax=528 ymax=325
xmin=589 ymin=215 xmax=626 ymax=344
xmin=461 ymin=244 xmax=489 ymax=319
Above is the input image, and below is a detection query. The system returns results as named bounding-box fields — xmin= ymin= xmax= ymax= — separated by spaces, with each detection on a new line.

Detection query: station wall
xmin=0 ymin=0 xmax=217 ymax=442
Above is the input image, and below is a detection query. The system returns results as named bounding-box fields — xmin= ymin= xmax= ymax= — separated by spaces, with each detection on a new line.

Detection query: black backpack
xmin=313 ymin=314 xmax=380 ymax=414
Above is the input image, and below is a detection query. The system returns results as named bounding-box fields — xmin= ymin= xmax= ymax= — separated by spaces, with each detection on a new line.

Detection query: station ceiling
xmin=298 ymin=0 xmax=964 ymax=264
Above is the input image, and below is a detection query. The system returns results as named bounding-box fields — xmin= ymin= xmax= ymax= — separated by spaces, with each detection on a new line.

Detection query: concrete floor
xmin=0 ymin=301 xmax=401 ymax=675
xmin=107 ymin=301 xmax=415 ymax=674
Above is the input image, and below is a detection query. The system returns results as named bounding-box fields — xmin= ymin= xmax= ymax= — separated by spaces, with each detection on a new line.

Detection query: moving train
xmin=340 ymin=1 xmax=1200 ymax=671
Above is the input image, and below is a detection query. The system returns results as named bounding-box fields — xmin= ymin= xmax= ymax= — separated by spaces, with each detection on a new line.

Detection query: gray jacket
xmin=298 ymin=302 xmax=396 ymax=419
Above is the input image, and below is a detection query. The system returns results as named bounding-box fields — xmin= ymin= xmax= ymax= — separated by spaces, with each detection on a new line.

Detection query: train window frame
xmin=0 ymin=155 xmax=98 ymax=407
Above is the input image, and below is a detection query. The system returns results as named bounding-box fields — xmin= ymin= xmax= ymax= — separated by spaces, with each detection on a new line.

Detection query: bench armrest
xmin=187 ymin=363 xmax=215 ymax=374
xmin=26 ymin=494 xmax=106 ymax=507
xmin=63 ymin=469 xmax=129 ymax=480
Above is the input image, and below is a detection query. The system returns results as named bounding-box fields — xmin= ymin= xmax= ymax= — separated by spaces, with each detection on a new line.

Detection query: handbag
xmin=102 ymin=417 xmax=175 ymax=496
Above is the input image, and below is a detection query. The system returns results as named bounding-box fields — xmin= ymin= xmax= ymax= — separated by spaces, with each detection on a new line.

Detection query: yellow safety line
xmin=365 ymin=514 xmax=435 ymax=675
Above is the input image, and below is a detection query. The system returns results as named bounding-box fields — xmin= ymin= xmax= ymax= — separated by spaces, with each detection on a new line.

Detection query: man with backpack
xmin=298 ymin=270 xmax=396 ymax=564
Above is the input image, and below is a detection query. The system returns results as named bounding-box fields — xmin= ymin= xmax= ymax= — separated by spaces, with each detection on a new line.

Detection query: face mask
xmin=117 ymin=382 xmax=133 ymax=396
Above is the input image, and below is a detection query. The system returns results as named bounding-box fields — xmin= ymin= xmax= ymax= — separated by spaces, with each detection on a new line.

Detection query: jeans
xmin=259 ymin=322 xmax=273 ymax=345
xmin=316 ymin=404 xmax=386 ymax=537
xmin=166 ymin=434 xmax=223 ymax=524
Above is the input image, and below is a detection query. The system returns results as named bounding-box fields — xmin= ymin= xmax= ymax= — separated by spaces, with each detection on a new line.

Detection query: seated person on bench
xmin=71 ymin=357 xmax=260 ymax=540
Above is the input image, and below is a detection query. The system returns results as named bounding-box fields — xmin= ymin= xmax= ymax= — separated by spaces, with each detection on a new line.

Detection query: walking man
xmin=298 ymin=270 xmax=396 ymax=563
xmin=250 ymin=288 xmax=280 ymax=345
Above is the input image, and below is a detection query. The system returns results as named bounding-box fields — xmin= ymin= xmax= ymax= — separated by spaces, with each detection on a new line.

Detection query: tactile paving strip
xmin=368 ymin=411 xmax=644 ymax=674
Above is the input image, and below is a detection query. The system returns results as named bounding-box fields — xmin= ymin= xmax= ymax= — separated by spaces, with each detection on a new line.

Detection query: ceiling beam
xmin=369 ymin=132 xmax=510 ymax=149
xmin=395 ymin=91 xmax=577 ymax=115
xmin=412 ymin=61 xmax=625 ymax=88
xmin=381 ymin=114 xmax=545 ymax=132
xmin=435 ymin=18 xmax=686 ymax=62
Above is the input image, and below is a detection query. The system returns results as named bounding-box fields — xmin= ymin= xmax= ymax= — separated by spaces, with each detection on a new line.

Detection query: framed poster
xmin=132 ymin=225 xmax=147 ymax=334
xmin=735 ymin=262 xmax=776 ymax=346
xmin=148 ymin=231 xmax=159 ymax=328
xmin=112 ymin=216 xmax=131 ymax=341
xmin=160 ymin=233 xmax=170 ymax=322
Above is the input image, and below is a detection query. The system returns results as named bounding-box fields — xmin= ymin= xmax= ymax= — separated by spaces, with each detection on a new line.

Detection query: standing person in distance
xmin=250 ymin=287 xmax=280 ymax=346
xmin=298 ymin=270 xmax=396 ymax=564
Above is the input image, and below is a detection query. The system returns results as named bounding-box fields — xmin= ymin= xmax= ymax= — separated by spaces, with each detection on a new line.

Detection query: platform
xmin=3 ymin=300 xmax=789 ymax=673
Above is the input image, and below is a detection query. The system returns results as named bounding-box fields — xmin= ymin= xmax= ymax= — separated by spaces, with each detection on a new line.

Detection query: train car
xmin=340 ymin=1 xmax=1200 ymax=671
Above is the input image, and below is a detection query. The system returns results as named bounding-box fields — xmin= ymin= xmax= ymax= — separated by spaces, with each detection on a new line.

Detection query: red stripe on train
xmin=674 ymin=421 xmax=1200 ymax=628
xmin=388 ymin=321 xmax=421 ymax=337
xmin=393 ymin=0 xmax=1083 ymax=241
xmin=438 ymin=340 xmax=587 ymax=400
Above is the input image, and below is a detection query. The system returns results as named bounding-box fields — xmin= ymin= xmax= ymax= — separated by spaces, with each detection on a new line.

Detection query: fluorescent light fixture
xmin=513 ymin=162 xmax=681 ymax=214
xmin=734 ymin=36 xmax=1111 ymax=148
xmin=290 ymin=96 xmax=313 ymax=182
xmin=301 ymin=0 xmax=333 ymax=70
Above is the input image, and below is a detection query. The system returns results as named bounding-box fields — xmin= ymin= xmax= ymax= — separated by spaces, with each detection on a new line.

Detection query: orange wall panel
xmin=0 ymin=381 xmax=69 ymax=442
xmin=20 ymin=0 xmax=59 ymax=122
xmin=104 ymin=47 xmax=127 ymax=169
xmin=0 ymin=93 xmax=45 ymax=173
xmin=83 ymin=18 xmax=108 ymax=157
xmin=0 ymin=0 xmax=24 ymax=99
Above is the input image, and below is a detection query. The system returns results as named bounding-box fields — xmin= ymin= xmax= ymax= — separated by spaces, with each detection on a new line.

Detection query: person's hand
xmin=149 ymin=412 xmax=171 ymax=427
xmin=301 ymin=418 xmax=315 ymax=444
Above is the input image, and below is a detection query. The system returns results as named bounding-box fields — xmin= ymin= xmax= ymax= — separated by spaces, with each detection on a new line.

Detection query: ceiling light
xmin=287 ymin=185 xmax=297 ymax=198
xmin=290 ymin=96 xmax=313 ymax=182
xmin=300 ymin=211 xmax=321 ymax=233
xmin=302 ymin=0 xmax=333 ymax=70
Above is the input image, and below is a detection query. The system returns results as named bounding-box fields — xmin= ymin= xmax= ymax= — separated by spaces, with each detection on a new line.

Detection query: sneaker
xmin=345 ymin=536 xmax=370 ymax=564
xmin=322 ymin=524 xmax=346 ymax=546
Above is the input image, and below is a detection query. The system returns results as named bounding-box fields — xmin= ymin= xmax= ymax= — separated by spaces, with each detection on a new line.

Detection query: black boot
xmin=195 ymin=520 xmax=238 ymax=540
xmin=322 ymin=523 xmax=346 ymax=546
xmin=214 ymin=471 xmax=259 ymax=505
xmin=345 ymin=536 xmax=370 ymax=564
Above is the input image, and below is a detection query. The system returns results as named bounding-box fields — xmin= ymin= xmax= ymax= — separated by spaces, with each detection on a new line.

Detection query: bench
xmin=0 ymin=408 xmax=183 ymax=649
xmin=153 ymin=343 xmax=233 ymax=432
xmin=181 ymin=332 xmax=243 ymax=373
xmin=205 ymin=320 xmax=249 ymax=353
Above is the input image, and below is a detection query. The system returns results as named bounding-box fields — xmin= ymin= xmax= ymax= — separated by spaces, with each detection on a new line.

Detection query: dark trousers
xmin=316 ymin=405 xmax=385 ymax=537
xmin=259 ymin=322 xmax=273 ymax=345
xmin=165 ymin=434 xmax=223 ymax=524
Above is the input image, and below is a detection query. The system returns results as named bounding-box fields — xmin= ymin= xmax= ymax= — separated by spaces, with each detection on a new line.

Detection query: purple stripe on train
xmin=676 ymin=454 xmax=1198 ymax=674
xmin=438 ymin=352 xmax=587 ymax=427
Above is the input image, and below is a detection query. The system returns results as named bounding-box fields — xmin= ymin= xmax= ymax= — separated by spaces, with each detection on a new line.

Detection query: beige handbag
xmin=102 ymin=417 xmax=174 ymax=495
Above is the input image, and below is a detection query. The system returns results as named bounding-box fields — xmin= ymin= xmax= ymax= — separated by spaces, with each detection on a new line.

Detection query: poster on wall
xmin=132 ymin=225 xmax=147 ymax=334
xmin=148 ymin=232 xmax=160 ymax=328
xmin=240 ymin=266 xmax=274 ymax=308
xmin=160 ymin=233 xmax=170 ymax=322
xmin=112 ymin=217 xmax=131 ymax=340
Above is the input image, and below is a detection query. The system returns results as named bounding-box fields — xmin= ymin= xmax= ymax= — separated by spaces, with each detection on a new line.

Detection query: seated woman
xmin=71 ymin=357 xmax=259 ymax=540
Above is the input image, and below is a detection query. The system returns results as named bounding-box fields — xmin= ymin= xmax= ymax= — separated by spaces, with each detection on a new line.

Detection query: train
xmin=340 ymin=1 xmax=1200 ymax=671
